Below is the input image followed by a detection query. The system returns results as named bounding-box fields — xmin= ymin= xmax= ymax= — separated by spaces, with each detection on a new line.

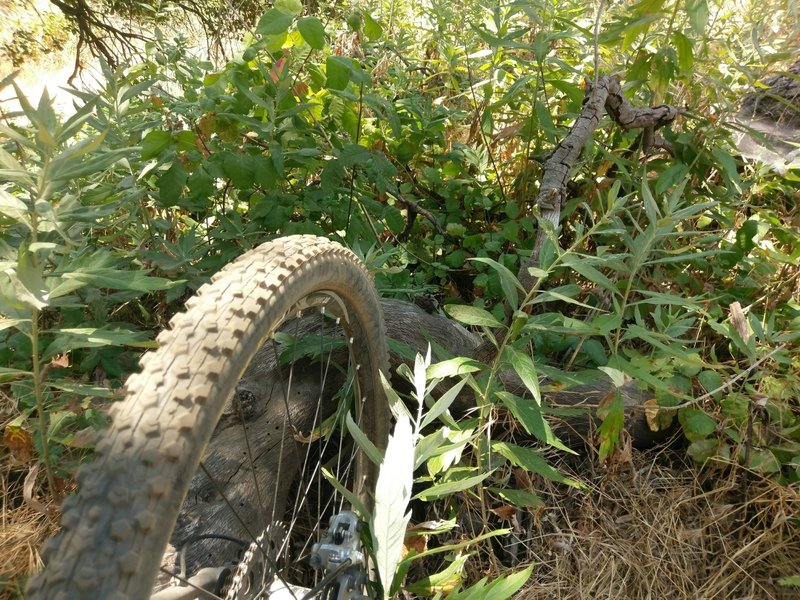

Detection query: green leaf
xmin=504 ymin=346 xmax=541 ymax=405
xmin=141 ymin=130 xmax=172 ymax=159
xmin=427 ymin=357 xmax=483 ymax=379
xmin=597 ymin=366 xmax=627 ymax=389
xmin=414 ymin=472 xmax=491 ymax=501
xmin=372 ymin=415 xmax=414 ymax=599
xmin=496 ymin=391 xmax=547 ymax=441
xmin=47 ymin=380 xmax=114 ymax=398
xmin=641 ymin=178 xmax=660 ymax=224
xmin=492 ymin=442 xmax=581 ymax=487
xmin=444 ymin=304 xmax=503 ymax=328
xmin=679 ymin=408 xmax=716 ymax=441
xmin=596 ymin=390 xmax=624 ymax=462
xmin=455 ymin=565 xmax=533 ymax=600
xmin=672 ymin=32 xmax=694 ymax=72
xmin=256 ymin=9 xmax=294 ymax=36
xmin=157 ymin=162 xmax=187 ymax=206
xmin=6 ymin=251 xmax=48 ymax=309
xmin=60 ymin=269 xmax=174 ymax=293
xmin=297 ymin=17 xmax=326 ymax=49
xmin=420 ymin=377 xmax=467 ymax=430
xmin=686 ymin=0 xmax=709 ymax=35
xmin=778 ymin=575 xmax=800 ymax=587
xmin=43 ymin=327 xmax=152 ymax=359
xmin=487 ymin=487 xmax=543 ymax=508
xmin=470 ymin=257 xmax=522 ymax=311
xmin=274 ymin=0 xmax=302 ymax=15
xmin=363 ymin=13 xmax=384 ymax=40
xmin=345 ymin=411 xmax=383 ymax=465
xmin=326 ymin=56 xmax=352 ymax=90
xmin=697 ymin=370 xmax=723 ymax=399
xmin=321 ymin=466 xmax=369 ymax=518
xmin=0 ymin=189 xmax=31 ymax=229
xmin=745 ymin=448 xmax=780 ymax=474
xmin=222 ymin=153 xmax=255 ymax=188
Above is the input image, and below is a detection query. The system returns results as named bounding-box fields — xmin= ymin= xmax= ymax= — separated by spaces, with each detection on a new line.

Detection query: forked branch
xmin=517 ymin=75 xmax=679 ymax=292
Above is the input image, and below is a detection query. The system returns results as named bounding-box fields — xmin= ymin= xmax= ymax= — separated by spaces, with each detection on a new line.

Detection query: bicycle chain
xmin=223 ymin=527 xmax=269 ymax=600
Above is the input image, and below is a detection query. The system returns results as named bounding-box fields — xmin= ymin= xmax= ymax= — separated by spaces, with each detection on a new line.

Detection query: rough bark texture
xmin=517 ymin=76 xmax=679 ymax=292
xmin=736 ymin=57 xmax=800 ymax=172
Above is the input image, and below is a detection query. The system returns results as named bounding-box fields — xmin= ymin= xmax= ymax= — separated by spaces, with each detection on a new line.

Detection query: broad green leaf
xmin=381 ymin=371 xmax=413 ymax=422
xmin=529 ymin=288 xmax=596 ymax=310
xmin=345 ymin=412 xmax=383 ymax=465
xmin=6 ymin=251 xmax=48 ymax=309
xmin=326 ymin=56 xmax=352 ymax=90
xmin=414 ymin=428 xmax=449 ymax=471
xmin=504 ymin=346 xmax=541 ymax=405
xmin=157 ymin=162 xmax=187 ymax=205
xmin=597 ymin=366 xmax=627 ymax=389
xmin=679 ymin=408 xmax=716 ymax=441
xmin=414 ymin=472 xmax=491 ymax=501
xmin=698 ymin=370 xmax=723 ymax=399
xmin=0 ymin=189 xmax=31 ymax=229
xmin=363 ymin=13 xmax=384 ymax=40
xmin=256 ymin=9 xmax=294 ymax=36
xmin=0 ymin=317 xmax=29 ymax=332
xmin=404 ymin=554 xmax=469 ymax=596
xmin=274 ymin=0 xmax=302 ymax=15
xmin=297 ymin=17 xmax=326 ymax=49
xmin=372 ymin=415 xmax=414 ymax=600
xmin=141 ymin=130 xmax=172 ymax=159
xmin=496 ymin=390 xmax=547 ymax=441
xmin=444 ymin=304 xmax=503 ymax=328
xmin=745 ymin=448 xmax=780 ymax=474
xmin=562 ymin=256 xmax=619 ymax=297
xmin=0 ymin=366 xmax=32 ymax=379
xmin=0 ymin=146 xmax=24 ymax=171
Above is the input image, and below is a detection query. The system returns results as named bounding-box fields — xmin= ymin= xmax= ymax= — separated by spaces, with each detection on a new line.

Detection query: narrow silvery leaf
xmin=413 ymin=347 xmax=431 ymax=413
xmin=372 ymin=414 xmax=414 ymax=600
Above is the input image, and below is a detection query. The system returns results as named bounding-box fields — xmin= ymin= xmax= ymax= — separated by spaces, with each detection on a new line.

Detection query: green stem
xmin=31 ymin=308 xmax=58 ymax=501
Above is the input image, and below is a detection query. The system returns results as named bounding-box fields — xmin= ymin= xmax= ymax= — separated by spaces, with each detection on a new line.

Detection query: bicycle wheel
xmin=26 ymin=235 xmax=390 ymax=600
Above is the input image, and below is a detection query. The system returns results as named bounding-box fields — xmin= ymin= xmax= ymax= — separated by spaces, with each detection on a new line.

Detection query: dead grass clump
xmin=0 ymin=400 xmax=60 ymax=599
xmin=515 ymin=450 xmax=800 ymax=599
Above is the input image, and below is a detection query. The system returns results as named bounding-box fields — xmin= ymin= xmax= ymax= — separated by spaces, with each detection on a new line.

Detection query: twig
xmin=667 ymin=343 xmax=788 ymax=410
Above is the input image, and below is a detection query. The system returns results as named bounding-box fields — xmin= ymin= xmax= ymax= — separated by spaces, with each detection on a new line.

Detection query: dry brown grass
xmin=512 ymin=449 xmax=800 ymax=600
xmin=0 ymin=400 xmax=59 ymax=600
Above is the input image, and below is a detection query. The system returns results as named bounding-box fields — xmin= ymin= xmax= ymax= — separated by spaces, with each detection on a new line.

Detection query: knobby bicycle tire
xmin=26 ymin=235 xmax=390 ymax=600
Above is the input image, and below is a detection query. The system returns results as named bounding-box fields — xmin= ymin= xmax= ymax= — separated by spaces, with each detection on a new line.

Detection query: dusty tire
xmin=26 ymin=236 xmax=389 ymax=600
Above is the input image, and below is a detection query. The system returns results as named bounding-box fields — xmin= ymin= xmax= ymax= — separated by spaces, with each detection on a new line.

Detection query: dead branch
xmin=517 ymin=75 xmax=679 ymax=292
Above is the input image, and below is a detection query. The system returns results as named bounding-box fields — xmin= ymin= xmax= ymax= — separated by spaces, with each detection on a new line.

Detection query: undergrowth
xmin=1 ymin=0 xmax=799 ymax=597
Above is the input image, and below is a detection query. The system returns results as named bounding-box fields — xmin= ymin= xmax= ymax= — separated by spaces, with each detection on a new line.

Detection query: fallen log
xmin=173 ymin=298 xmax=670 ymax=570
